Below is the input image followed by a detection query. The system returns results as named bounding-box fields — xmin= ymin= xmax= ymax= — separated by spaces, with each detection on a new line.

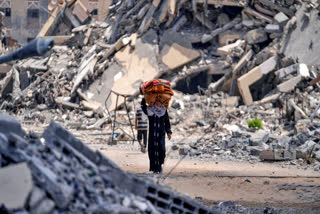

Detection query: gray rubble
xmin=1 ymin=0 xmax=320 ymax=212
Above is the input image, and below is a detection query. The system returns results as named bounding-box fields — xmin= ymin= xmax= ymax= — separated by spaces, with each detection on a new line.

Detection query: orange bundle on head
xmin=140 ymin=79 xmax=174 ymax=109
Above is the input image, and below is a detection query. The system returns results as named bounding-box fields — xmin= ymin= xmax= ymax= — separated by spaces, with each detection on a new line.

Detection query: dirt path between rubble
xmin=22 ymin=125 xmax=320 ymax=210
xmin=98 ymin=147 xmax=320 ymax=210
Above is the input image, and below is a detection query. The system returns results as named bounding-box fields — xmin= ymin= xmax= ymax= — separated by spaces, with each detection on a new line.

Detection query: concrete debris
xmin=0 ymin=114 xmax=212 ymax=213
xmin=1 ymin=0 xmax=320 ymax=212
xmin=0 ymin=163 xmax=33 ymax=210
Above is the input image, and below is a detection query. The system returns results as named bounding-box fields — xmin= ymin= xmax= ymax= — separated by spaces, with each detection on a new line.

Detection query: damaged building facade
xmin=0 ymin=0 xmax=49 ymax=45
xmin=0 ymin=0 xmax=109 ymax=45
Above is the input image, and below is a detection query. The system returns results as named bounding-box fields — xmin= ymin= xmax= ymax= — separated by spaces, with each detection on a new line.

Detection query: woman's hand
xmin=167 ymin=133 xmax=171 ymax=140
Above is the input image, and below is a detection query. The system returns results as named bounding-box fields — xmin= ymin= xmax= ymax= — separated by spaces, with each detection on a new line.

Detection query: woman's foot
xmin=140 ymin=146 xmax=146 ymax=153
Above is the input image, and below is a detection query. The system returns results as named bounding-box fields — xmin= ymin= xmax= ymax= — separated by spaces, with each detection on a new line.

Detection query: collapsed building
xmin=1 ymin=0 xmax=320 ymax=212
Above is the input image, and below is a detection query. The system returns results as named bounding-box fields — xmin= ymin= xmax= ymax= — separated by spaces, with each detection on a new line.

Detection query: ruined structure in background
xmin=0 ymin=0 xmax=110 ymax=45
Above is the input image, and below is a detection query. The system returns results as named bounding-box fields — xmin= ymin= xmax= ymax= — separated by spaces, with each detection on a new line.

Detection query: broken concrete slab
xmin=238 ymin=56 xmax=278 ymax=105
xmin=275 ymin=64 xmax=299 ymax=79
xmin=160 ymin=30 xmax=200 ymax=70
xmin=265 ymin=24 xmax=281 ymax=33
xmin=86 ymin=30 xmax=160 ymax=112
xmin=195 ymin=0 xmax=246 ymax=7
xmin=161 ymin=43 xmax=200 ymax=70
xmin=277 ymin=75 xmax=302 ymax=93
xmin=0 ymin=163 xmax=33 ymax=210
xmin=274 ymin=12 xmax=289 ymax=25
xmin=71 ymin=54 xmax=98 ymax=94
xmin=283 ymin=4 xmax=320 ymax=65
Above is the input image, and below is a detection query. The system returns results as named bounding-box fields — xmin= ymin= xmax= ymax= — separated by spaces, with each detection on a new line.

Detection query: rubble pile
xmin=169 ymin=88 xmax=320 ymax=170
xmin=0 ymin=114 xmax=215 ymax=214
xmin=0 ymin=0 xmax=319 ymax=169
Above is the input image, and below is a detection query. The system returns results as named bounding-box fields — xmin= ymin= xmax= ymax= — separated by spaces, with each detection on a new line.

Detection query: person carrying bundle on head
xmin=140 ymin=79 xmax=173 ymax=174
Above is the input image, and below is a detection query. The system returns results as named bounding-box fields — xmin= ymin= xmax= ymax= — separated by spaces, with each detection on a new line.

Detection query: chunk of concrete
xmin=259 ymin=150 xmax=274 ymax=160
xmin=28 ymin=187 xmax=46 ymax=210
xmin=31 ymin=198 xmax=55 ymax=214
xmin=274 ymin=12 xmax=289 ymax=25
xmin=275 ymin=64 xmax=298 ymax=79
xmin=0 ymin=163 xmax=33 ymax=210
xmin=160 ymin=30 xmax=200 ymax=70
xmin=217 ymin=40 xmax=245 ymax=55
xmin=260 ymin=149 xmax=296 ymax=160
xmin=0 ymin=114 xmax=26 ymax=137
xmin=250 ymin=131 xmax=269 ymax=147
xmin=245 ymin=28 xmax=268 ymax=44
xmin=265 ymin=24 xmax=281 ymax=33
xmin=277 ymin=75 xmax=302 ymax=93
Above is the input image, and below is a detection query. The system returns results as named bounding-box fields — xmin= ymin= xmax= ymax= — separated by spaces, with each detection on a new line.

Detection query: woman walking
xmin=141 ymin=98 xmax=172 ymax=174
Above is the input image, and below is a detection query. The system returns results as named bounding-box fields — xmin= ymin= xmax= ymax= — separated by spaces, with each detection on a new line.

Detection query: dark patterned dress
xmin=141 ymin=98 xmax=172 ymax=173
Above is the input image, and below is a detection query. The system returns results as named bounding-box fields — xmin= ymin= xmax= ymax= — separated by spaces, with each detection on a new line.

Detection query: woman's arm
xmin=164 ymin=111 xmax=172 ymax=138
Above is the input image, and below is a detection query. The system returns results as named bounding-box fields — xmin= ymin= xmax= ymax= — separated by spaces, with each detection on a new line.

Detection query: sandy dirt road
xmin=98 ymin=146 xmax=320 ymax=210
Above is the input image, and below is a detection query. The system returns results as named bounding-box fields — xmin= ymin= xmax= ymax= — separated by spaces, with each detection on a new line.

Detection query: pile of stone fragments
xmin=0 ymin=0 xmax=319 ymax=170
xmin=0 ymin=114 xmax=305 ymax=214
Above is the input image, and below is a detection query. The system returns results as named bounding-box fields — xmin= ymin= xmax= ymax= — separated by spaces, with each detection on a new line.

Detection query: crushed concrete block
xmin=245 ymin=28 xmax=268 ymax=44
xmin=277 ymin=75 xmax=302 ymax=92
xmin=274 ymin=12 xmax=289 ymax=25
xmin=222 ymin=96 xmax=239 ymax=106
xmin=0 ymin=163 xmax=33 ymax=210
xmin=265 ymin=24 xmax=281 ymax=33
